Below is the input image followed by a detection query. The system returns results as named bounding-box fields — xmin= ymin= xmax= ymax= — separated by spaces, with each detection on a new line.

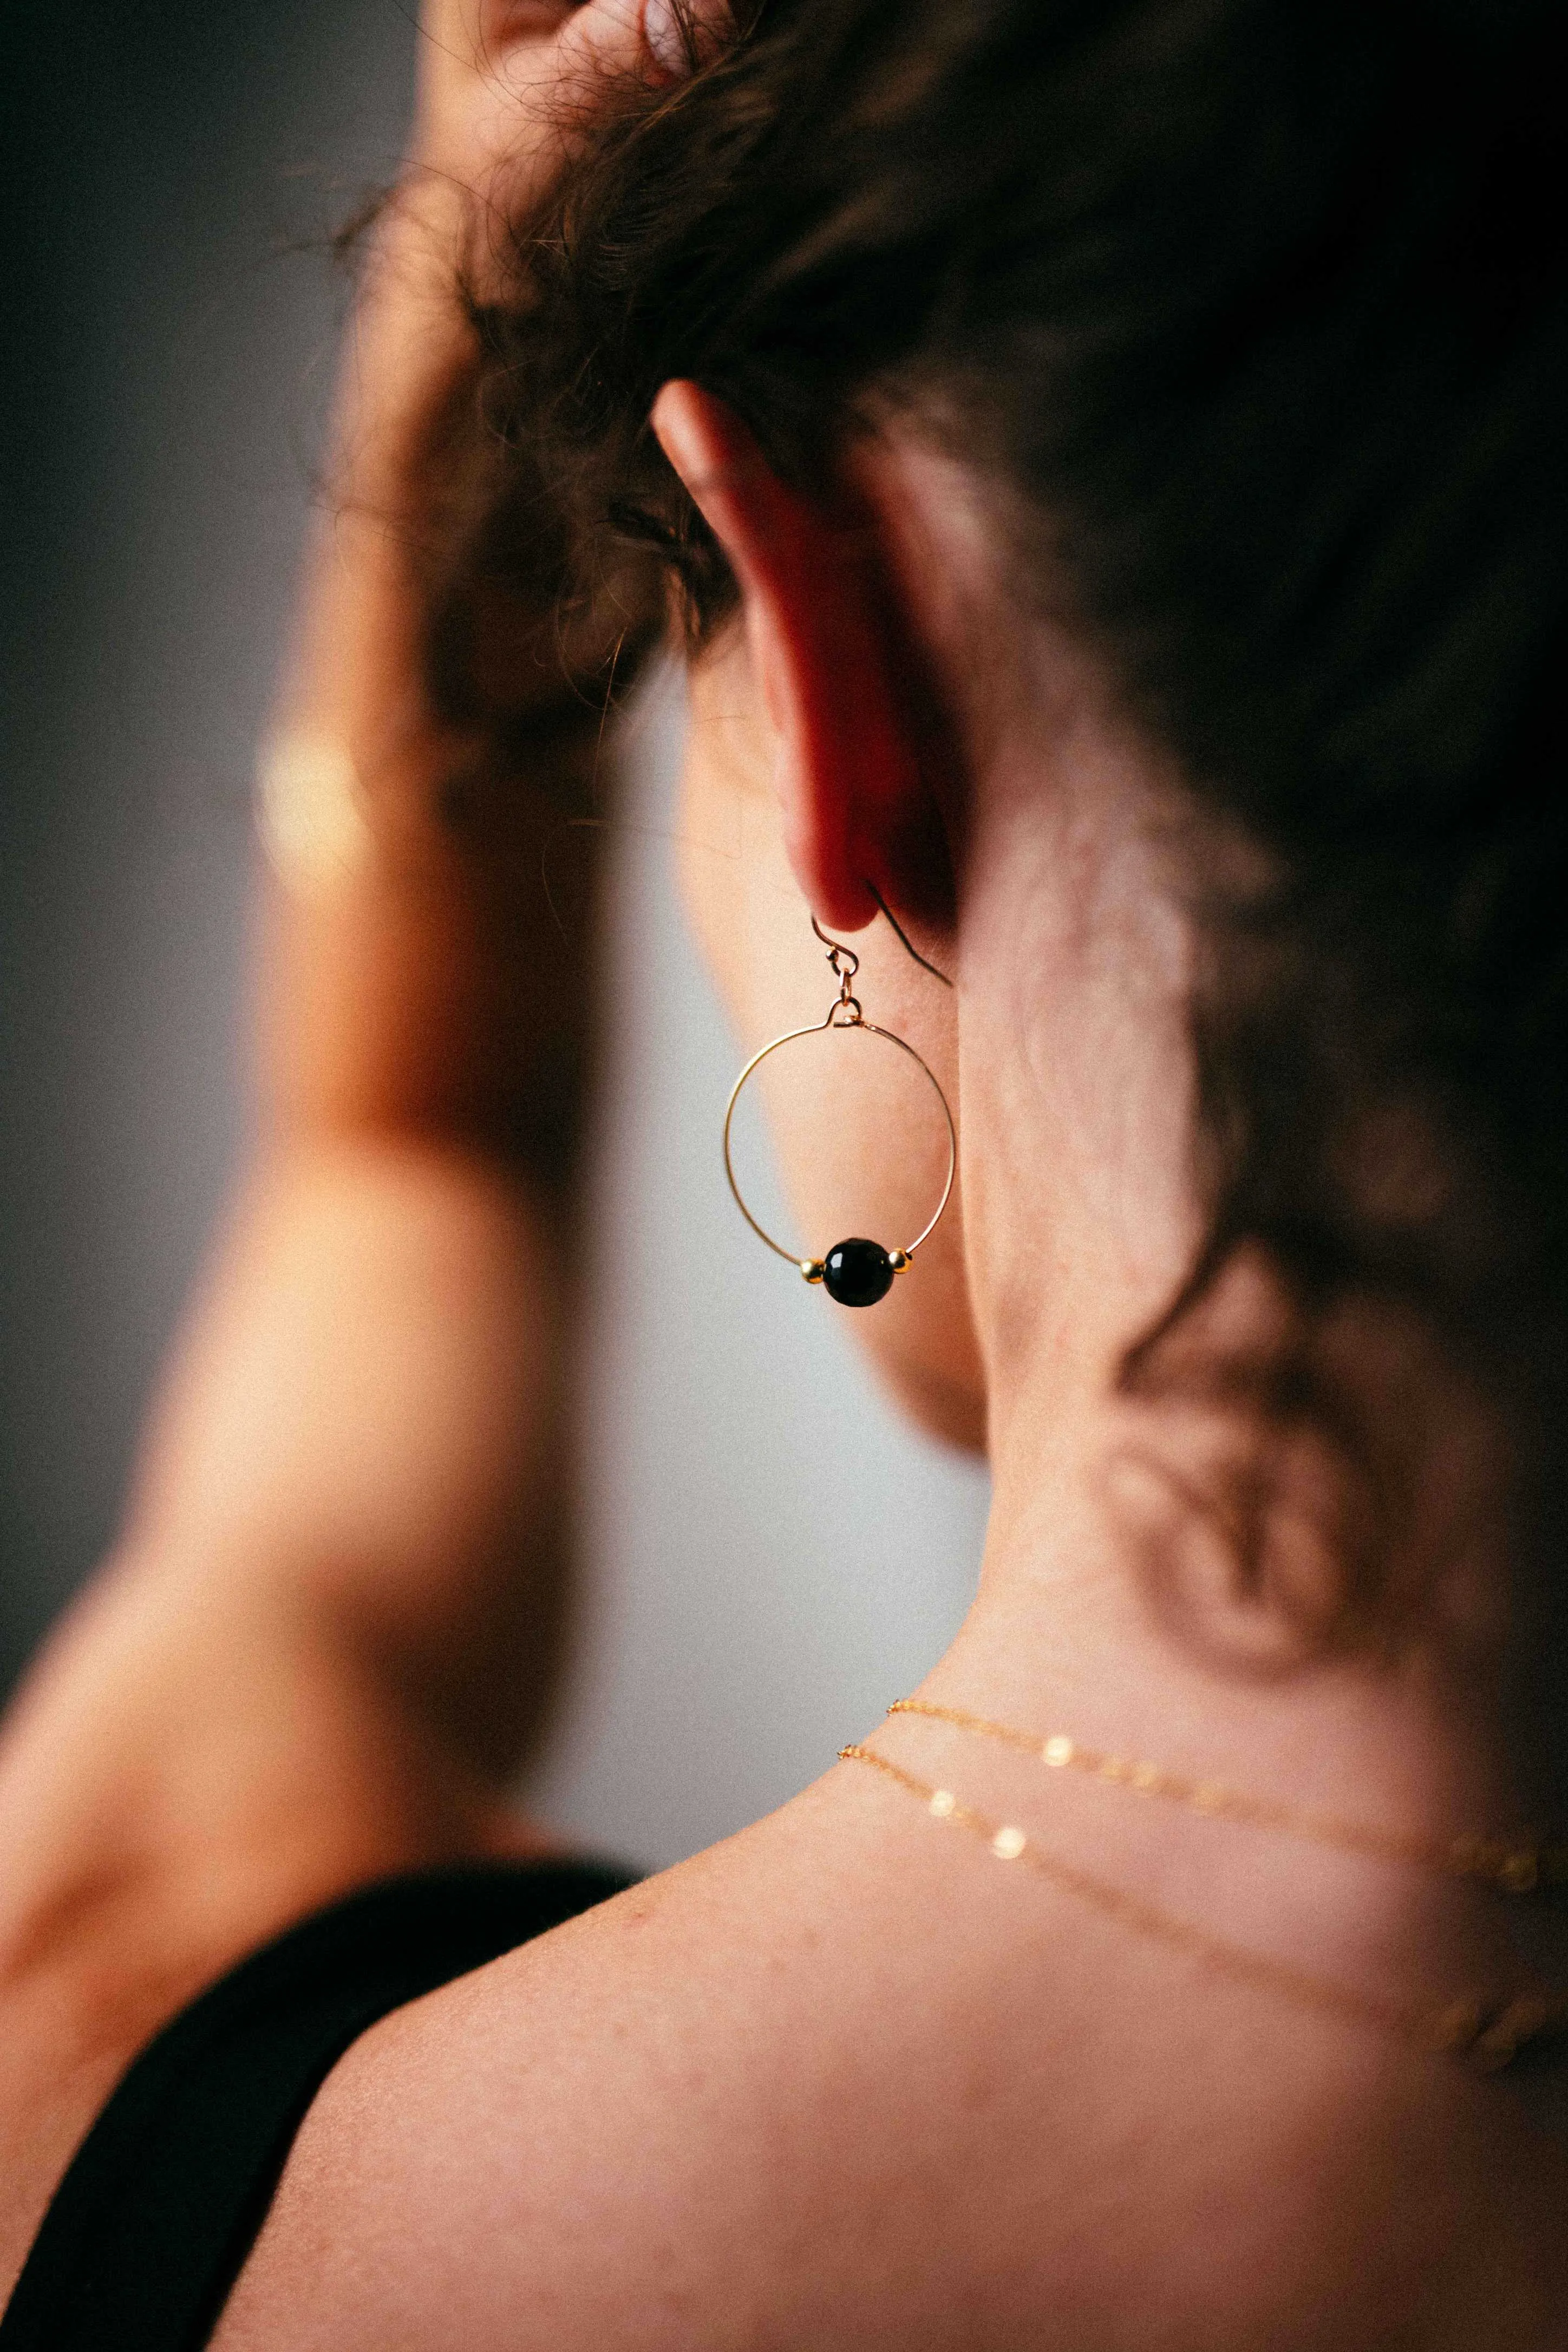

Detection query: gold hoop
xmin=722 ymin=922 xmax=957 ymax=1308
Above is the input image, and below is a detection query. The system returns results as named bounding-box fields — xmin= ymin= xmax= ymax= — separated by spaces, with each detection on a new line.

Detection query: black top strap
xmin=1 ymin=1859 xmax=636 ymax=2352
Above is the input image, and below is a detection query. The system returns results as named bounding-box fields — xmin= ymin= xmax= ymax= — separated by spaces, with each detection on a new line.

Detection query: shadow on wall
xmin=0 ymin=3 xmax=989 ymax=1868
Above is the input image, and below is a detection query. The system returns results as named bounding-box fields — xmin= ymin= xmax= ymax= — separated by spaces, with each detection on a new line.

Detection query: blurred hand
xmin=414 ymin=1 xmax=731 ymax=193
xmin=334 ymin=0 xmax=731 ymax=507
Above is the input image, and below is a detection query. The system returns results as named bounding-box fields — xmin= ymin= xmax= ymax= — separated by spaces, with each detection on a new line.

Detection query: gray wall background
xmin=0 ymin=1 xmax=988 ymax=1870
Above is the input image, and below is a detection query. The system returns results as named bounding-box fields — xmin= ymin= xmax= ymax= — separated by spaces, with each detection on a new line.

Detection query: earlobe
xmin=650 ymin=379 xmax=952 ymax=937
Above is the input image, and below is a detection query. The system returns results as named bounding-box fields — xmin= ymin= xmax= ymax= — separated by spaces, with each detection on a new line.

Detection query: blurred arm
xmin=0 ymin=11 xmax=660 ymax=2265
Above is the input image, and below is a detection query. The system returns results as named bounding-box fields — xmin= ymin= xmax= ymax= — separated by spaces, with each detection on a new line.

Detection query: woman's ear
xmin=650 ymin=380 xmax=954 ymax=936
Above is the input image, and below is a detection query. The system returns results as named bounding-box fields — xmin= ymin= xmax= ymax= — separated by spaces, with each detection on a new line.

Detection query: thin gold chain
xmin=839 ymin=1744 xmax=1568 ymax=2073
xmin=887 ymin=1699 xmax=1568 ymax=1896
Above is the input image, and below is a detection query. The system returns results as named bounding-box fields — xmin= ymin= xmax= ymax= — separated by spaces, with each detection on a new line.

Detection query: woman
xmin=3 ymin=0 xmax=1567 ymax=2340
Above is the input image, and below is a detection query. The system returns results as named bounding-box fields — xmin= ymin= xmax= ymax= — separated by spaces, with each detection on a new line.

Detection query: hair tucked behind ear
xmin=426 ymin=0 xmax=1568 ymax=1651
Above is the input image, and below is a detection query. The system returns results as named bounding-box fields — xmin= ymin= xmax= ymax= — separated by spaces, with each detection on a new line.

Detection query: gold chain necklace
xmin=887 ymin=1698 xmax=1568 ymax=1895
xmin=839 ymin=1743 xmax=1568 ymax=2072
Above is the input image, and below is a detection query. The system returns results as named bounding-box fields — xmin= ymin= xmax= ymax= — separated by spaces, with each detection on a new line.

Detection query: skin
xmin=2 ymin=3 xmax=1567 ymax=2343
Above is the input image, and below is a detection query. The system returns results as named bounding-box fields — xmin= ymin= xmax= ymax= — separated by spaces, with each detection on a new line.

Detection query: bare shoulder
xmin=213 ymin=1779 xmax=937 ymax=2350
xmin=211 ymin=1772 xmax=1568 ymax=2352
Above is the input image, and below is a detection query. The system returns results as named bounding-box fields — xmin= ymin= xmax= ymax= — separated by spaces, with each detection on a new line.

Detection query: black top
xmin=0 ymin=1859 xmax=636 ymax=2352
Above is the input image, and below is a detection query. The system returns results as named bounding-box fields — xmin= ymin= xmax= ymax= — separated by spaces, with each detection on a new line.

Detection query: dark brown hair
xmin=427 ymin=0 xmax=1568 ymax=1649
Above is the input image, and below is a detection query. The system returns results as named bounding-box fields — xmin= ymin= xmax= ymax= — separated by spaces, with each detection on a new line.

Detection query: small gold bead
xmin=929 ymin=1788 xmax=957 ymax=1818
xmin=1132 ymin=1763 xmax=1161 ymax=1790
xmin=1043 ymin=1736 xmax=1074 ymax=1768
xmin=801 ymin=1259 xmax=826 ymax=1285
xmin=991 ymin=1825 xmax=1027 ymax=1861
xmin=1500 ymin=1851 xmax=1540 ymax=1893
xmin=887 ymin=1248 xmax=911 ymax=1275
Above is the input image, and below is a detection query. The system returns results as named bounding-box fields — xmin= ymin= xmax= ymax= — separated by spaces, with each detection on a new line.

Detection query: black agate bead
xmin=823 ymin=1238 xmax=895 ymax=1308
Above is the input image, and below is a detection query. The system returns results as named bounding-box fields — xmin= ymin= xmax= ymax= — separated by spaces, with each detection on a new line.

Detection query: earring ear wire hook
xmin=811 ymin=913 xmax=858 ymax=978
xmin=867 ymin=883 xmax=953 ymax=986
xmin=810 ymin=917 xmax=863 ymax=1023
xmin=811 ymin=891 xmax=953 ymax=989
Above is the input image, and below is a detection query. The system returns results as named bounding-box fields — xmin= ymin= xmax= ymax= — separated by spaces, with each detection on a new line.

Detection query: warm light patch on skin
xmin=257 ymin=735 xmax=373 ymax=894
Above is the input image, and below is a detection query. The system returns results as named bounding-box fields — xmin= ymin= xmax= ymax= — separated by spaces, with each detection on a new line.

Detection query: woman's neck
xmin=939 ymin=715 xmax=1556 ymax=1892
xmin=910 ymin=689 xmax=1568 ymax=2061
xmin=890 ymin=1386 xmax=1568 ymax=2092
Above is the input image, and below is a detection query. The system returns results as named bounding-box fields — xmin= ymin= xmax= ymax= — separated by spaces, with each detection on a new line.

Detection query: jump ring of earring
xmin=723 ymin=919 xmax=957 ymax=1309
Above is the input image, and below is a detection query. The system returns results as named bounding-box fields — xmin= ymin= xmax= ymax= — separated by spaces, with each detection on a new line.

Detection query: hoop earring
xmin=723 ymin=916 xmax=956 ymax=1308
